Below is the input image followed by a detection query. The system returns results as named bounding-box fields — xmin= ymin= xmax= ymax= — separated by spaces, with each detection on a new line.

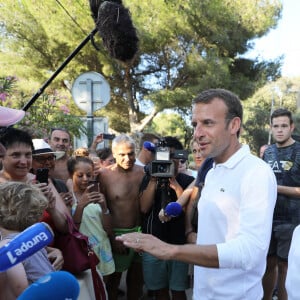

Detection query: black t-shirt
xmin=263 ymin=142 xmax=300 ymax=224
xmin=142 ymin=173 xmax=194 ymax=244
xmin=195 ymin=158 xmax=214 ymax=188
xmin=52 ymin=178 xmax=69 ymax=193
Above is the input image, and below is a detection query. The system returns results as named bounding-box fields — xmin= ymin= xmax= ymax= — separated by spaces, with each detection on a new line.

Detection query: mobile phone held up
xmin=102 ymin=133 xmax=116 ymax=140
xmin=88 ymin=180 xmax=100 ymax=193
xmin=36 ymin=168 xmax=49 ymax=184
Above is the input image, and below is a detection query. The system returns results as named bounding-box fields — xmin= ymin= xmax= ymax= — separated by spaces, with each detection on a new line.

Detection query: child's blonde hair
xmin=0 ymin=182 xmax=48 ymax=231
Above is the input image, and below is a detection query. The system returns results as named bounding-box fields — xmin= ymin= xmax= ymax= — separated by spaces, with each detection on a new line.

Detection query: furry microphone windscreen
xmin=89 ymin=0 xmax=122 ymax=22
xmin=94 ymin=1 xmax=139 ymax=62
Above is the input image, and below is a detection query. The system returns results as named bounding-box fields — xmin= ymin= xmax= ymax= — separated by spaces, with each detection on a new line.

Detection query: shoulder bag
xmin=54 ymin=215 xmax=108 ymax=300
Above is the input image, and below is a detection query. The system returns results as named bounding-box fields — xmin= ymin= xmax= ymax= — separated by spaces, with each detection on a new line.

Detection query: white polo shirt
xmin=194 ymin=145 xmax=277 ymax=300
xmin=286 ymin=225 xmax=300 ymax=300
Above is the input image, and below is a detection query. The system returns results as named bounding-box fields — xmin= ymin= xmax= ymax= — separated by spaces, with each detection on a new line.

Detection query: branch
xmin=131 ymin=108 xmax=158 ymax=132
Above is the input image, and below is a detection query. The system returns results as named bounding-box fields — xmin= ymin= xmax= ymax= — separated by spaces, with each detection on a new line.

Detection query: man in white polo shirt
xmin=116 ymin=88 xmax=277 ymax=300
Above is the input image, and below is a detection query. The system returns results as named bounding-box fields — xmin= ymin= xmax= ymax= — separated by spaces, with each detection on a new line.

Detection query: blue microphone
xmin=0 ymin=222 xmax=54 ymax=272
xmin=17 ymin=271 xmax=80 ymax=300
xmin=164 ymin=202 xmax=182 ymax=217
xmin=143 ymin=141 xmax=156 ymax=152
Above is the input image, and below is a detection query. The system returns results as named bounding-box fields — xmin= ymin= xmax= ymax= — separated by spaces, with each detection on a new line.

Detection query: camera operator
xmin=140 ymin=136 xmax=194 ymax=300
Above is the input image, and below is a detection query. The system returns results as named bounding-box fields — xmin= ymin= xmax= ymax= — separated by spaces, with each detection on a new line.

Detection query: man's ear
xmin=291 ymin=123 xmax=295 ymax=132
xmin=230 ymin=117 xmax=241 ymax=135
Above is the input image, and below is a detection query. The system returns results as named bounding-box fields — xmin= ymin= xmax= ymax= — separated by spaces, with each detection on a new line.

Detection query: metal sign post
xmin=72 ymin=72 xmax=110 ymax=147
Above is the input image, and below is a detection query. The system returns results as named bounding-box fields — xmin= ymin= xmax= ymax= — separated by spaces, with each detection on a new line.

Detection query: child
xmin=67 ymin=156 xmax=115 ymax=279
xmin=0 ymin=181 xmax=55 ymax=299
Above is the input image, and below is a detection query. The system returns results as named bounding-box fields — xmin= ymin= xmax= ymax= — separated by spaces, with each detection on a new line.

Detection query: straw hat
xmin=32 ymin=139 xmax=65 ymax=160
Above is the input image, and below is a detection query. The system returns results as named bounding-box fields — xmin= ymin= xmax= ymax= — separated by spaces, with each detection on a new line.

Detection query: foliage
xmin=0 ymin=76 xmax=17 ymax=102
xmin=0 ymin=0 xmax=283 ymax=135
xmin=0 ymin=76 xmax=86 ymax=138
xmin=146 ymin=111 xmax=191 ymax=147
xmin=242 ymin=77 xmax=300 ymax=154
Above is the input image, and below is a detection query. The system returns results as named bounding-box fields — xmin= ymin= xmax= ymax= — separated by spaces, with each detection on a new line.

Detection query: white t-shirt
xmin=194 ymin=145 xmax=277 ymax=300
xmin=135 ymin=158 xmax=145 ymax=166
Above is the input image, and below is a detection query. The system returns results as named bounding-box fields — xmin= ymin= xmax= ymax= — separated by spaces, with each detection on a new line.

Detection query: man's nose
xmin=193 ymin=125 xmax=205 ymax=139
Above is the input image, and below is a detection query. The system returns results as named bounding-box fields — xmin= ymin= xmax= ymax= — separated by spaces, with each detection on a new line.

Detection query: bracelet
xmin=185 ymin=229 xmax=194 ymax=237
xmin=103 ymin=208 xmax=110 ymax=215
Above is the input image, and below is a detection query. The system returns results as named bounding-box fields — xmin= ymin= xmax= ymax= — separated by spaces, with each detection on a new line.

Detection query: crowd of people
xmin=0 ymin=87 xmax=300 ymax=300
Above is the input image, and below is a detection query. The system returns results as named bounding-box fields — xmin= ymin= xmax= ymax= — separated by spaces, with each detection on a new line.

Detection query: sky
xmin=247 ymin=0 xmax=300 ymax=78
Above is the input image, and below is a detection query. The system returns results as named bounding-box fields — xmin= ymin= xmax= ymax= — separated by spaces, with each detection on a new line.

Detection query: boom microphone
xmin=89 ymin=0 xmax=139 ymax=62
xmin=17 ymin=271 xmax=80 ymax=300
xmin=0 ymin=222 xmax=54 ymax=272
xmin=89 ymin=0 xmax=122 ymax=22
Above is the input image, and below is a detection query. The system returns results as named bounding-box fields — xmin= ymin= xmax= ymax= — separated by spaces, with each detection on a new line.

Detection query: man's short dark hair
xmin=164 ymin=136 xmax=183 ymax=150
xmin=193 ymin=88 xmax=243 ymax=136
xmin=97 ymin=147 xmax=112 ymax=160
xmin=193 ymin=88 xmax=243 ymax=123
xmin=139 ymin=133 xmax=160 ymax=149
xmin=50 ymin=127 xmax=71 ymax=139
xmin=271 ymin=108 xmax=293 ymax=125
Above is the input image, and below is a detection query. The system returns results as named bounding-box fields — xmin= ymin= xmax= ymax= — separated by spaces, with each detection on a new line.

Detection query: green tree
xmin=146 ymin=111 xmax=190 ymax=146
xmin=0 ymin=76 xmax=85 ymax=138
xmin=242 ymin=77 xmax=300 ymax=154
xmin=0 ymin=0 xmax=282 ymax=134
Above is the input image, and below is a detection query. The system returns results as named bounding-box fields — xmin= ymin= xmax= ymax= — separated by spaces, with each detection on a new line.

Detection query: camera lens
xmin=158 ymin=164 xmax=167 ymax=173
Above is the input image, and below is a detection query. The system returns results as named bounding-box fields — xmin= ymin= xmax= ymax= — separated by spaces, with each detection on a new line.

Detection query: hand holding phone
xmin=36 ymin=168 xmax=49 ymax=184
xmin=88 ymin=180 xmax=100 ymax=193
xmin=102 ymin=133 xmax=116 ymax=140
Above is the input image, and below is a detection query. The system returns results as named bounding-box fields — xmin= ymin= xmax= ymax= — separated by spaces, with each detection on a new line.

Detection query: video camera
xmin=146 ymin=139 xmax=188 ymax=178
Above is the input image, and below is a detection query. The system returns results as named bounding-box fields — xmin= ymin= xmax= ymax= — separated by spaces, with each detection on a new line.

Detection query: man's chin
xmin=120 ymin=164 xmax=133 ymax=171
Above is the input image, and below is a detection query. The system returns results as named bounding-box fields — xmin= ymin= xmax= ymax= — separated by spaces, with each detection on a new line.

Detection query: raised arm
xmin=139 ymin=178 xmax=157 ymax=214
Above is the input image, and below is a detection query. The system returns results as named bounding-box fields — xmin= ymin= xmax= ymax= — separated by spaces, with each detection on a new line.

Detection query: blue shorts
xmin=142 ymin=252 xmax=189 ymax=291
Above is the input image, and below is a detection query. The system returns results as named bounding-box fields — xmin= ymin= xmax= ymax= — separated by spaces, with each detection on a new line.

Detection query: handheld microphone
xmin=0 ymin=222 xmax=54 ymax=272
xmin=143 ymin=141 xmax=156 ymax=152
xmin=17 ymin=271 xmax=80 ymax=300
xmin=164 ymin=202 xmax=182 ymax=217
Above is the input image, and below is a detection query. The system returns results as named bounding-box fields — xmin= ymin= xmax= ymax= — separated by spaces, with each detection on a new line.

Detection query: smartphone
xmin=88 ymin=180 xmax=100 ymax=193
xmin=36 ymin=168 xmax=49 ymax=184
xmin=102 ymin=133 xmax=116 ymax=140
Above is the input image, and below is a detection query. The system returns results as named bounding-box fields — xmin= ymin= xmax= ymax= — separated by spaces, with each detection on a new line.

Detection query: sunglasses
xmin=33 ymin=155 xmax=56 ymax=163
xmin=179 ymin=159 xmax=187 ymax=164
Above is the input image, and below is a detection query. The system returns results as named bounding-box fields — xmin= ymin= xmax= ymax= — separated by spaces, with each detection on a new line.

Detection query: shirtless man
xmin=98 ymin=134 xmax=145 ymax=300
xmin=48 ymin=128 xmax=71 ymax=182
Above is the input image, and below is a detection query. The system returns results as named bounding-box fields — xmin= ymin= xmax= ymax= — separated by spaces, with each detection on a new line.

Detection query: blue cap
xmin=143 ymin=141 xmax=156 ymax=152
